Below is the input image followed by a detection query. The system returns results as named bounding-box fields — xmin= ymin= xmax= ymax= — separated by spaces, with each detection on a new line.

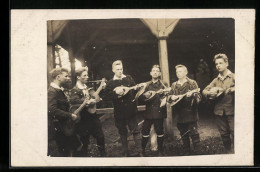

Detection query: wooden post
xmin=69 ymin=51 xmax=76 ymax=86
xmin=141 ymin=19 xmax=180 ymax=142
xmin=66 ymin=25 xmax=76 ymax=86
xmin=158 ymin=38 xmax=174 ymax=140
xmin=47 ymin=21 xmax=55 ymax=86
xmin=47 ymin=44 xmax=55 ymax=86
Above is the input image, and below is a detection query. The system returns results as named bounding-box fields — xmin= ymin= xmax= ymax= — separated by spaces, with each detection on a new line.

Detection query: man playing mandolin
xmin=169 ymin=64 xmax=202 ymax=155
xmin=103 ymin=60 xmax=142 ymax=157
xmin=137 ymin=65 xmax=169 ymax=156
xmin=202 ymin=54 xmax=235 ymax=154
xmin=70 ymin=67 xmax=106 ymax=157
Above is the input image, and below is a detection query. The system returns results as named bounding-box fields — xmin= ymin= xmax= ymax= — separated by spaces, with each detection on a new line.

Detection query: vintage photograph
xmin=11 ymin=9 xmax=254 ymax=166
xmin=47 ymin=18 xmax=235 ymax=157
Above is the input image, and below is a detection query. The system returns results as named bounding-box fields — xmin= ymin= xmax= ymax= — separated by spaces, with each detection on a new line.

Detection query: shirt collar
xmin=177 ymin=78 xmax=188 ymax=86
xmin=113 ymin=74 xmax=126 ymax=80
xmin=76 ymin=81 xmax=88 ymax=90
xmin=50 ymin=82 xmax=64 ymax=91
xmin=151 ymin=79 xmax=160 ymax=84
xmin=218 ymin=70 xmax=232 ymax=81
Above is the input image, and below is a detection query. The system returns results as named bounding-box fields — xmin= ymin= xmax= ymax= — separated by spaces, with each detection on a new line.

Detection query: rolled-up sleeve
xmin=202 ymin=78 xmax=217 ymax=98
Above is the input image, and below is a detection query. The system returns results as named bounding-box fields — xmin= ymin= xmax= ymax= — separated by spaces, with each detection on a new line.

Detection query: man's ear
xmin=158 ymin=72 xmax=161 ymax=76
xmin=226 ymin=61 xmax=229 ymax=67
xmin=150 ymin=71 xmax=152 ymax=76
xmin=56 ymin=75 xmax=60 ymax=80
xmin=77 ymin=76 xmax=80 ymax=80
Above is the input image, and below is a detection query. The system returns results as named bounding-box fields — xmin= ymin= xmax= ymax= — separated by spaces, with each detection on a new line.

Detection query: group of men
xmin=48 ymin=53 xmax=235 ymax=157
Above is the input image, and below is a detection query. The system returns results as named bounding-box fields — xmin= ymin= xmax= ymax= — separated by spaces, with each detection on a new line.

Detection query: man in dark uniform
xmin=202 ymin=54 xmax=235 ymax=153
xmin=169 ymin=64 xmax=202 ymax=155
xmin=103 ymin=60 xmax=141 ymax=156
xmin=138 ymin=65 xmax=168 ymax=156
xmin=70 ymin=67 xmax=106 ymax=157
xmin=48 ymin=67 xmax=81 ymax=157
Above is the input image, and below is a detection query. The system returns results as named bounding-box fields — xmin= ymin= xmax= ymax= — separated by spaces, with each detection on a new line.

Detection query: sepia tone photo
xmin=47 ymin=18 xmax=235 ymax=157
xmin=11 ymin=10 xmax=254 ymax=166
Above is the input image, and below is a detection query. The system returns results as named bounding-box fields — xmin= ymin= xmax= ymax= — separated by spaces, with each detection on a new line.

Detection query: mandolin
xmin=169 ymin=88 xmax=200 ymax=107
xmin=143 ymin=87 xmax=172 ymax=101
xmin=113 ymin=83 xmax=146 ymax=98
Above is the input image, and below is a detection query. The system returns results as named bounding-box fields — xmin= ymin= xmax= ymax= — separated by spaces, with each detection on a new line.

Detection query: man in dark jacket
xmin=138 ymin=65 xmax=168 ymax=156
xmin=48 ymin=67 xmax=81 ymax=157
xmin=103 ymin=60 xmax=141 ymax=156
xmin=202 ymin=54 xmax=235 ymax=153
xmin=70 ymin=67 xmax=106 ymax=157
xmin=169 ymin=64 xmax=202 ymax=155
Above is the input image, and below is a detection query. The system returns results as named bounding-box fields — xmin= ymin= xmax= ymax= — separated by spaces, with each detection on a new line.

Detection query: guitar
xmin=87 ymin=78 xmax=106 ymax=114
xmin=113 ymin=83 xmax=146 ymax=98
xmin=169 ymin=88 xmax=201 ymax=107
xmin=62 ymin=98 xmax=95 ymax=136
xmin=62 ymin=78 xmax=106 ymax=136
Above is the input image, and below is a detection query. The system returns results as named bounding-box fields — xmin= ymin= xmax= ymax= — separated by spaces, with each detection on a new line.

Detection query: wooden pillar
xmin=66 ymin=25 xmax=76 ymax=86
xmin=47 ymin=21 xmax=55 ymax=86
xmin=158 ymin=38 xmax=174 ymax=140
xmin=69 ymin=49 xmax=76 ymax=86
xmin=47 ymin=44 xmax=55 ymax=86
xmin=141 ymin=19 xmax=180 ymax=145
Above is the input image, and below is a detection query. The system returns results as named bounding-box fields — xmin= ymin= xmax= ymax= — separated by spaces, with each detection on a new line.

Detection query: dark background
xmin=7 ymin=0 xmax=259 ymax=170
xmin=52 ymin=18 xmax=234 ymax=110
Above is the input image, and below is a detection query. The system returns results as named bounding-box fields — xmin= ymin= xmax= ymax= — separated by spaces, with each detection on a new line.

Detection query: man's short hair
xmin=112 ymin=60 xmax=123 ymax=70
xmin=213 ymin=53 xmax=228 ymax=63
xmin=75 ymin=66 xmax=88 ymax=77
xmin=151 ymin=64 xmax=161 ymax=72
xmin=50 ymin=67 xmax=69 ymax=80
xmin=175 ymin=64 xmax=188 ymax=73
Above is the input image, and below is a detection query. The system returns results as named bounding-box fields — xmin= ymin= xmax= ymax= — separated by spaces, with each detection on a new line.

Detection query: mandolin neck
xmin=92 ymin=83 xmax=104 ymax=98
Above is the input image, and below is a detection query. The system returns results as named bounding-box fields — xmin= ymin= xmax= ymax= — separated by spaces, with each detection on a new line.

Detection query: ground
xmin=49 ymin=113 xmax=231 ymax=157
xmin=85 ymin=115 xmax=228 ymax=157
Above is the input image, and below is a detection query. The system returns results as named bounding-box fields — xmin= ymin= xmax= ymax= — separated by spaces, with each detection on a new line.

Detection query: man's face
xmin=150 ymin=67 xmax=161 ymax=79
xmin=176 ymin=67 xmax=187 ymax=79
xmin=78 ymin=71 xmax=89 ymax=84
xmin=113 ymin=65 xmax=123 ymax=78
xmin=58 ymin=72 xmax=70 ymax=87
xmin=215 ymin=58 xmax=228 ymax=73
